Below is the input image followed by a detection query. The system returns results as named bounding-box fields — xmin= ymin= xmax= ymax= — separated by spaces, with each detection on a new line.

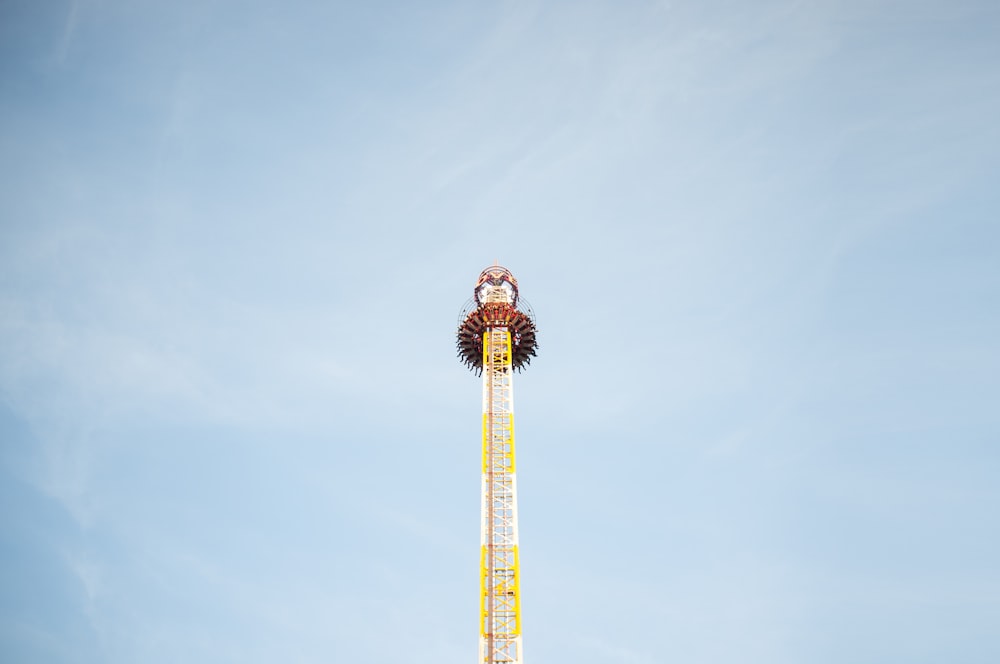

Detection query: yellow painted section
xmin=483 ymin=329 xmax=515 ymax=473
xmin=482 ymin=413 xmax=489 ymax=473
xmin=508 ymin=415 xmax=516 ymax=474
xmin=513 ymin=545 xmax=521 ymax=635
xmin=481 ymin=544 xmax=522 ymax=639
xmin=480 ymin=545 xmax=488 ymax=636
xmin=482 ymin=414 xmax=516 ymax=472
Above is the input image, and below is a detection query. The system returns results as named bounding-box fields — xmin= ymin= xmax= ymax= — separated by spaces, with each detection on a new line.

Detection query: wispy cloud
xmin=53 ymin=0 xmax=81 ymax=65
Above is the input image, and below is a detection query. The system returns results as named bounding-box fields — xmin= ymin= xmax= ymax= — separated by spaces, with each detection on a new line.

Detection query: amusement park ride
xmin=457 ymin=265 xmax=538 ymax=664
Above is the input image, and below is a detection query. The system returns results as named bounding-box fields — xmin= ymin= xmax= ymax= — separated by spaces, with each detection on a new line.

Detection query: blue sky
xmin=1 ymin=1 xmax=999 ymax=662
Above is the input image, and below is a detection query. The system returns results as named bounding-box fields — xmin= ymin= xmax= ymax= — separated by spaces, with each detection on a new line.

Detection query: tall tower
xmin=457 ymin=265 xmax=538 ymax=664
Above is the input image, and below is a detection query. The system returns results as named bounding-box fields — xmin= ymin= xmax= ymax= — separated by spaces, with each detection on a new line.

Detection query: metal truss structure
xmin=458 ymin=266 xmax=537 ymax=664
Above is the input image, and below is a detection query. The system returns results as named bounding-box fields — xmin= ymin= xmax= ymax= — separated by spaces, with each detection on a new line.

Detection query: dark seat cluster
xmin=456 ymin=303 xmax=538 ymax=375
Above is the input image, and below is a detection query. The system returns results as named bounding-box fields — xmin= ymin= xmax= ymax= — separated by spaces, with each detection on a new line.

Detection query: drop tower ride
xmin=457 ymin=265 xmax=538 ymax=664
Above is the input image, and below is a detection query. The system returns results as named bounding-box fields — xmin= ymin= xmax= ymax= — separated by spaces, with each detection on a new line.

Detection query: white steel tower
xmin=457 ymin=265 xmax=538 ymax=664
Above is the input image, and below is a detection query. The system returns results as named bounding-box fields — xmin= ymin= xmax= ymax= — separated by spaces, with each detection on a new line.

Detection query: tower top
xmin=474 ymin=265 xmax=519 ymax=307
xmin=457 ymin=265 xmax=538 ymax=374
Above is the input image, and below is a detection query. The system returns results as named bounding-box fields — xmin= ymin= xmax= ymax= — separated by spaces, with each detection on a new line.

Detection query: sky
xmin=1 ymin=0 xmax=999 ymax=662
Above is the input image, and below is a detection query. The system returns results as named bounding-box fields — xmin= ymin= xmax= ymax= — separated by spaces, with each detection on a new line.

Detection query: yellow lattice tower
xmin=457 ymin=266 xmax=538 ymax=664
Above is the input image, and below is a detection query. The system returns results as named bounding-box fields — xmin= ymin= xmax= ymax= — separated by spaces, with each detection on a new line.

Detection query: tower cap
xmin=474 ymin=265 xmax=519 ymax=307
